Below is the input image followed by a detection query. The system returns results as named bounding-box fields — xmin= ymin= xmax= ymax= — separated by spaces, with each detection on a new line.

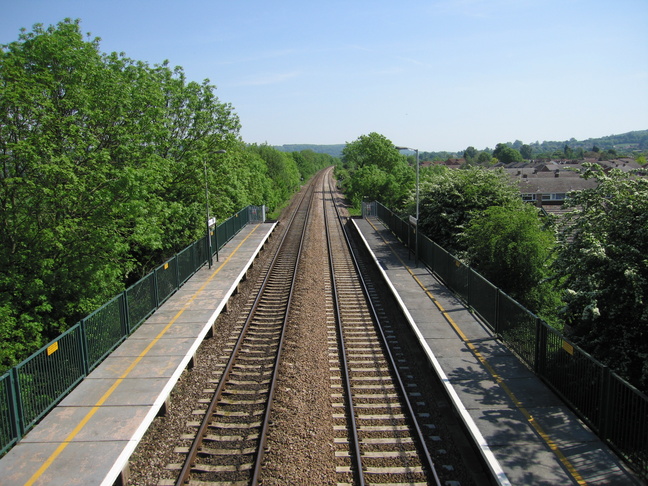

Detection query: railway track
xmin=164 ymin=167 xmax=472 ymax=485
xmin=323 ymin=172 xmax=442 ymax=486
xmin=168 ymin=174 xmax=318 ymax=485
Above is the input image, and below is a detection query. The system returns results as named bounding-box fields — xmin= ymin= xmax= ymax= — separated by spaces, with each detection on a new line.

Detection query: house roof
xmin=518 ymin=176 xmax=597 ymax=194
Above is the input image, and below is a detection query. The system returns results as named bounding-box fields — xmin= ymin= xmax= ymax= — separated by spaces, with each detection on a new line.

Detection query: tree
xmin=520 ymin=144 xmax=533 ymax=160
xmin=291 ymin=149 xmax=337 ymax=182
xmin=463 ymin=203 xmax=559 ymax=318
xmin=493 ymin=143 xmax=523 ymax=164
xmin=0 ymin=19 xmax=243 ymax=369
xmin=0 ymin=19 xmax=160 ymax=337
xmin=341 ymin=133 xmax=413 ymax=210
xmin=246 ymin=144 xmax=300 ymax=204
xmin=342 ymin=132 xmax=403 ymax=173
xmin=552 ymin=164 xmax=648 ymax=392
xmin=417 ymin=166 xmax=520 ymax=253
xmin=477 ymin=151 xmax=493 ymax=165
xmin=463 ymin=146 xmax=478 ymax=163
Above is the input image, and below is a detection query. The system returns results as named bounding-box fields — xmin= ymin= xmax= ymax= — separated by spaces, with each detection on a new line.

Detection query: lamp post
xmin=395 ymin=146 xmax=419 ymax=263
xmin=205 ymin=149 xmax=226 ymax=268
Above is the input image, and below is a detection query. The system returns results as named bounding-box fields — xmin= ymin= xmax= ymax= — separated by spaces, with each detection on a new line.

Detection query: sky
xmin=1 ymin=0 xmax=647 ymax=152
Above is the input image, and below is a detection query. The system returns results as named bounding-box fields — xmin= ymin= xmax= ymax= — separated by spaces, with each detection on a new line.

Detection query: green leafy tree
xmin=342 ymin=132 xmax=403 ymax=173
xmin=0 ymin=19 xmax=243 ymax=369
xmin=463 ymin=146 xmax=478 ymax=163
xmin=520 ymin=144 xmax=533 ymax=160
xmin=246 ymin=144 xmax=300 ymax=204
xmin=290 ymin=149 xmax=337 ymax=182
xmin=341 ymin=133 xmax=413 ymax=210
xmin=493 ymin=143 xmax=523 ymax=164
xmin=477 ymin=151 xmax=493 ymax=165
xmin=463 ymin=203 xmax=559 ymax=318
xmin=417 ymin=166 xmax=519 ymax=253
xmin=0 ymin=19 xmax=159 ymax=337
xmin=552 ymin=165 xmax=648 ymax=392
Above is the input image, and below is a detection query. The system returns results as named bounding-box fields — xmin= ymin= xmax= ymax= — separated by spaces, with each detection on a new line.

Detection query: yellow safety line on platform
xmin=366 ymin=218 xmax=587 ymax=486
xmin=25 ymin=225 xmax=261 ymax=486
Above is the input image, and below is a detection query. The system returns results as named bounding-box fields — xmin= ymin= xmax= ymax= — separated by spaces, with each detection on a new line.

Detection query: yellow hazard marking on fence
xmin=46 ymin=342 xmax=58 ymax=356
xmin=563 ymin=341 xmax=574 ymax=355
xmin=25 ymin=225 xmax=262 ymax=486
xmin=366 ymin=217 xmax=588 ymax=486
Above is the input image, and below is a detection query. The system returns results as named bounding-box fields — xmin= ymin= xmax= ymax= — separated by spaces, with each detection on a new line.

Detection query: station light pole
xmin=205 ymin=149 xmax=226 ymax=268
xmin=395 ymin=146 xmax=419 ymax=263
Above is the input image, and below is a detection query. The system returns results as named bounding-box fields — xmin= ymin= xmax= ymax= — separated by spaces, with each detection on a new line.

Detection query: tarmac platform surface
xmin=353 ymin=216 xmax=641 ymax=486
xmin=0 ymin=222 xmax=276 ymax=486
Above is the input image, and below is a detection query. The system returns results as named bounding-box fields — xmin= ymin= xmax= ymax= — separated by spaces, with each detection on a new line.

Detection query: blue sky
xmin=2 ymin=0 xmax=647 ymax=152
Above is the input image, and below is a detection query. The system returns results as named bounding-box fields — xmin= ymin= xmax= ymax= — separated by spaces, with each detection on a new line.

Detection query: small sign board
xmin=47 ymin=341 xmax=59 ymax=356
xmin=562 ymin=341 xmax=574 ymax=355
xmin=409 ymin=215 xmax=418 ymax=226
xmin=208 ymin=217 xmax=217 ymax=228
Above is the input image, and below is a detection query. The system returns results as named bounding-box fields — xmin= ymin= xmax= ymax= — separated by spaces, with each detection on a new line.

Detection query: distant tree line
xmin=0 ymin=19 xmax=336 ymax=371
xmin=339 ymin=132 xmax=648 ymax=394
xmin=459 ymin=130 xmax=648 ymax=166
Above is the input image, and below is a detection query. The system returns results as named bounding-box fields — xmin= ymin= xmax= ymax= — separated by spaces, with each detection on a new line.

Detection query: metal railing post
xmin=598 ymin=365 xmax=612 ymax=438
xmin=122 ymin=289 xmax=132 ymax=336
xmin=10 ymin=368 xmax=25 ymax=439
xmin=534 ymin=318 xmax=547 ymax=375
xmin=79 ymin=319 xmax=90 ymax=376
xmin=495 ymin=289 xmax=502 ymax=335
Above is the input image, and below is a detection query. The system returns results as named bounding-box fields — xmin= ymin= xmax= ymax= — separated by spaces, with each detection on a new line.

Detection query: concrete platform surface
xmin=353 ymin=216 xmax=641 ymax=486
xmin=0 ymin=222 xmax=275 ymax=486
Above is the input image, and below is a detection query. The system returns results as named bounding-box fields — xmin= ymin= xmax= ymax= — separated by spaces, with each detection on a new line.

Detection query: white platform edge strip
xmin=101 ymin=222 xmax=276 ymax=486
xmin=351 ymin=219 xmax=511 ymax=486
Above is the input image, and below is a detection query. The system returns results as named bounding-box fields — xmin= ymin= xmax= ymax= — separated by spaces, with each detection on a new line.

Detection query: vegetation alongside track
xmin=0 ymin=20 xmax=335 ymax=371
xmin=338 ymin=133 xmax=648 ymax=395
xmin=2 ymin=18 xmax=645 ymax=399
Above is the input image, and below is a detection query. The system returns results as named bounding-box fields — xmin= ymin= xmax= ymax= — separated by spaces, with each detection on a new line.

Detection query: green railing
xmin=369 ymin=201 xmax=647 ymax=480
xmin=0 ymin=206 xmax=263 ymax=456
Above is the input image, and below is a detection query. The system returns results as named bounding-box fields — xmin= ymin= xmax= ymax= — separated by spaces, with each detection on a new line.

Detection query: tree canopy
xmin=417 ymin=166 xmax=520 ymax=254
xmin=339 ymin=132 xmax=414 ymax=210
xmin=462 ymin=202 xmax=558 ymax=317
xmin=552 ymin=165 xmax=648 ymax=390
xmin=0 ymin=19 xmax=335 ymax=370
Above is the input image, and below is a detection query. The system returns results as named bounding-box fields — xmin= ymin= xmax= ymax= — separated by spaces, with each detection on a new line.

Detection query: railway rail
xmin=323 ymin=173 xmax=442 ymax=485
xmin=168 ymin=174 xmax=318 ymax=485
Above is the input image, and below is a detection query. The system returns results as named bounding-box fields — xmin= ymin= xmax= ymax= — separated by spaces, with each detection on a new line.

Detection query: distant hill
xmin=527 ymin=129 xmax=648 ymax=153
xmin=274 ymin=144 xmax=345 ymax=158
xmin=273 ymin=130 xmax=648 ymax=160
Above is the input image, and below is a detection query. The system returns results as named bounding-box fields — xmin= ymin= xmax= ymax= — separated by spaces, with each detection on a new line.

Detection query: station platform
xmin=0 ymin=221 xmax=276 ymax=486
xmin=352 ymin=217 xmax=641 ymax=486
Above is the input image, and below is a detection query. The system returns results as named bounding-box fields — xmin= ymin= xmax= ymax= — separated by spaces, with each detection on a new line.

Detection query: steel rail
xmin=323 ymin=171 xmax=366 ymax=486
xmin=250 ymin=172 xmax=318 ymax=484
xmin=174 ymin=174 xmax=319 ymax=486
xmin=324 ymin=169 xmax=442 ymax=486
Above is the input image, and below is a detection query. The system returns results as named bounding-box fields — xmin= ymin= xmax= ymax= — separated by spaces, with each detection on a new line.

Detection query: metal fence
xmin=0 ymin=206 xmax=263 ymax=456
xmin=370 ymin=201 xmax=647 ymax=480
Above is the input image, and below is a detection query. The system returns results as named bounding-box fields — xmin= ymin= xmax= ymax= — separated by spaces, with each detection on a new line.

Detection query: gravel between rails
xmin=258 ymin=175 xmax=338 ymax=485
